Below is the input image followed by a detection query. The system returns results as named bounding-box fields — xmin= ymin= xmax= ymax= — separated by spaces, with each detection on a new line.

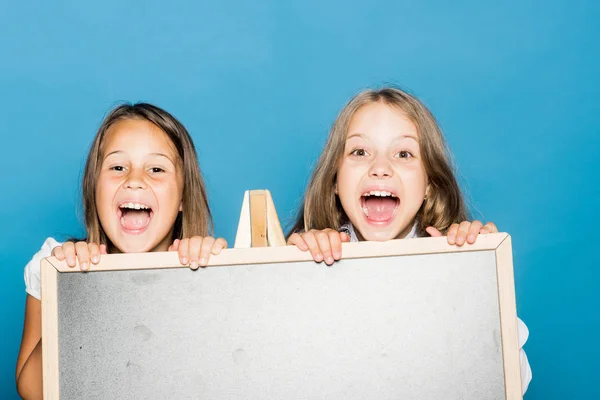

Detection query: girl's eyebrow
xmin=346 ymin=133 xmax=367 ymax=140
xmin=104 ymin=150 xmax=124 ymax=158
xmin=149 ymin=152 xmax=176 ymax=164
xmin=346 ymin=133 xmax=418 ymax=141
xmin=397 ymin=135 xmax=418 ymax=142
xmin=104 ymin=150 xmax=176 ymax=164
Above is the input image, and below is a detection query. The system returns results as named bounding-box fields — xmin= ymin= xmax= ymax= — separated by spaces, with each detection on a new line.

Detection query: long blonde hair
xmin=288 ymin=87 xmax=468 ymax=238
xmin=82 ymin=103 xmax=213 ymax=248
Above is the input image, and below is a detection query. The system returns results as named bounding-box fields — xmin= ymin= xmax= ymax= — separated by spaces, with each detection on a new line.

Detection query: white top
xmin=24 ymin=237 xmax=62 ymax=300
xmin=339 ymin=223 xmax=532 ymax=394
xmin=24 ymin=235 xmax=532 ymax=393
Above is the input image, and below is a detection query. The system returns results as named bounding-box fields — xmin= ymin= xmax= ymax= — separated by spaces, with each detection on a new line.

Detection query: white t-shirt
xmin=339 ymin=222 xmax=533 ymax=393
xmin=24 ymin=235 xmax=532 ymax=393
xmin=24 ymin=237 xmax=62 ymax=301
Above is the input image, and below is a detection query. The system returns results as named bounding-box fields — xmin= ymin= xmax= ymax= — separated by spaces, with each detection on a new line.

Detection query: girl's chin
xmin=354 ymin=220 xmax=411 ymax=242
xmin=359 ymin=230 xmax=397 ymax=242
xmin=354 ymin=217 xmax=401 ymax=242
xmin=353 ymin=224 xmax=396 ymax=241
xmin=108 ymin=236 xmax=156 ymax=254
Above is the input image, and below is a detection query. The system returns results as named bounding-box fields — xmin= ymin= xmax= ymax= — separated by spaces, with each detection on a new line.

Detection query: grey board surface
xmin=57 ymin=250 xmax=505 ymax=399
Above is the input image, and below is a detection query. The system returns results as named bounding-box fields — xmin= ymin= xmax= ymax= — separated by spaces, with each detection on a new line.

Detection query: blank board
xmin=41 ymin=233 xmax=522 ymax=399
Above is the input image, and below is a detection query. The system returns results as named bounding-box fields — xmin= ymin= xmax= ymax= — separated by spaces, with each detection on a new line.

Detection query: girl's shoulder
xmin=24 ymin=237 xmax=63 ymax=300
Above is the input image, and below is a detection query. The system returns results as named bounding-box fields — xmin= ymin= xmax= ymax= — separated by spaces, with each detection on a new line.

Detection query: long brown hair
xmin=82 ymin=103 xmax=212 ymax=248
xmin=288 ymin=87 xmax=469 ymax=238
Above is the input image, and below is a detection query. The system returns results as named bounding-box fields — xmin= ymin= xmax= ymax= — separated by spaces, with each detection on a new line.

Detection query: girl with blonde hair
xmin=288 ymin=87 xmax=532 ymax=393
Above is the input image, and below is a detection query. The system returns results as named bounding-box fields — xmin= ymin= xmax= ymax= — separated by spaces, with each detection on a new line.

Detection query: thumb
xmin=425 ymin=226 xmax=443 ymax=237
xmin=341 ymin=232 xmax=351 ymax=242
xmin=169 ymin=239 xmax=180 ymax=252
xmin=100 ymin=244 xmax=108 ymax=254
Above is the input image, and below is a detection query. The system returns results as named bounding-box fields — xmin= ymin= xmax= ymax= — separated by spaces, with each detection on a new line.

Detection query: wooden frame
xmin=41 ymin=233 xmax=521 ymax=399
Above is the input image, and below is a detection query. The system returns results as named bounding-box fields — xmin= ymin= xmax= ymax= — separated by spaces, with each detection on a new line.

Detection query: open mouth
xmin=360 ymin=190 xmax=400 ymax=223
xmin=117 ymin=202 xmax=153 ymax=233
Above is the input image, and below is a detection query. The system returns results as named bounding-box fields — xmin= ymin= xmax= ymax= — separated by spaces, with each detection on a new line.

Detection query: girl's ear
xmin=179 ymin=202 xmax=183 ymax=212
xmin=334 ymin=183 xmax=338 ymax=195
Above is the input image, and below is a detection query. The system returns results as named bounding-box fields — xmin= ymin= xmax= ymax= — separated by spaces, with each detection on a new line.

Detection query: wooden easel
xmin=234 ymin=190 xmax=286 ymax=248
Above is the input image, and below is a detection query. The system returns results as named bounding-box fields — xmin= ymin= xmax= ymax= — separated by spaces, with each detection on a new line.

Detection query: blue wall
xmin=1 ymin=1 xmax=598 ymax=398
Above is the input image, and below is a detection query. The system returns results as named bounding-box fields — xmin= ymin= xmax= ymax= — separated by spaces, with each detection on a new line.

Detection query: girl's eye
xmin=150 ymin=167 xmax=165 ymax=173
xmin=397 ymin=150 xmax=413 ymax=159
xmin=351 ymin=149 xmax=368 ymax=157
xmin=111 ymin=166 xmax=124 ymax=172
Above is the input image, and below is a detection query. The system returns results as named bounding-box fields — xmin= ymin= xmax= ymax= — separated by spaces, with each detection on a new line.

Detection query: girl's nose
xmin=123 ymin=169 xmax=147 ymax=190
xmin=368 ymin=157 xmax=393 ymax=179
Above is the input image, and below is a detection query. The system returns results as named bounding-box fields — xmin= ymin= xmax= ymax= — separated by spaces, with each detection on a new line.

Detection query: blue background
xmin=1 ymin=1 xmax=598 ymax=398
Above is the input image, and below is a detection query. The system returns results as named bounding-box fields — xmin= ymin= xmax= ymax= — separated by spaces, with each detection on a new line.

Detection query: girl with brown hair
xmin=16 ymin=103 xmax=226 ymax=398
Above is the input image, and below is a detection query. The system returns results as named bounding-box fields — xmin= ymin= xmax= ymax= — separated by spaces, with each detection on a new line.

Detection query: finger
xmin=188 ymin=236 xmax=204 ymax=270
xmin=62 ymin=242 xmax=77 ymax=267
xmin=315 ymin=230 xmax=334 ymax=265
xmin=446 ymin=224 xmax=460 ymax=245
xmin=75 ymin=241 xmax=91 ymax=271
xmin=168 ymin=239 xmax=180 ymax=252
xmin=340 ymin=232 xmax=351 ymax=242
xmin=211 ymin=238 xmax=227 ymax=255
xmin=480 ymin=222 xmax=498 ymax=234
xmin=287 ymin=233 xmax=309 ymax=252
xmin=425 ymin=226 xmax=443 ymax=237
xmin=88 ymin=243 xmax=101 ymax=264
xmin=454 ymin=221 xmax=472 ymax=246
xmin=100 ymin=244 xmax=108 ymax=254
xmin=178 ymin=238 xmax=190 ymax=265
xmin=328 ymin=230 xmax=343 ymax=261
xmin=199 ymin=237 xmax=215 ymax=267
xmin=466 ymin=220 xmax=483 ymax=244
xmin=303 ymin=232 xmax=323 ymax=263
xmin=52 ymin=246 xmax=65 ymax=260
